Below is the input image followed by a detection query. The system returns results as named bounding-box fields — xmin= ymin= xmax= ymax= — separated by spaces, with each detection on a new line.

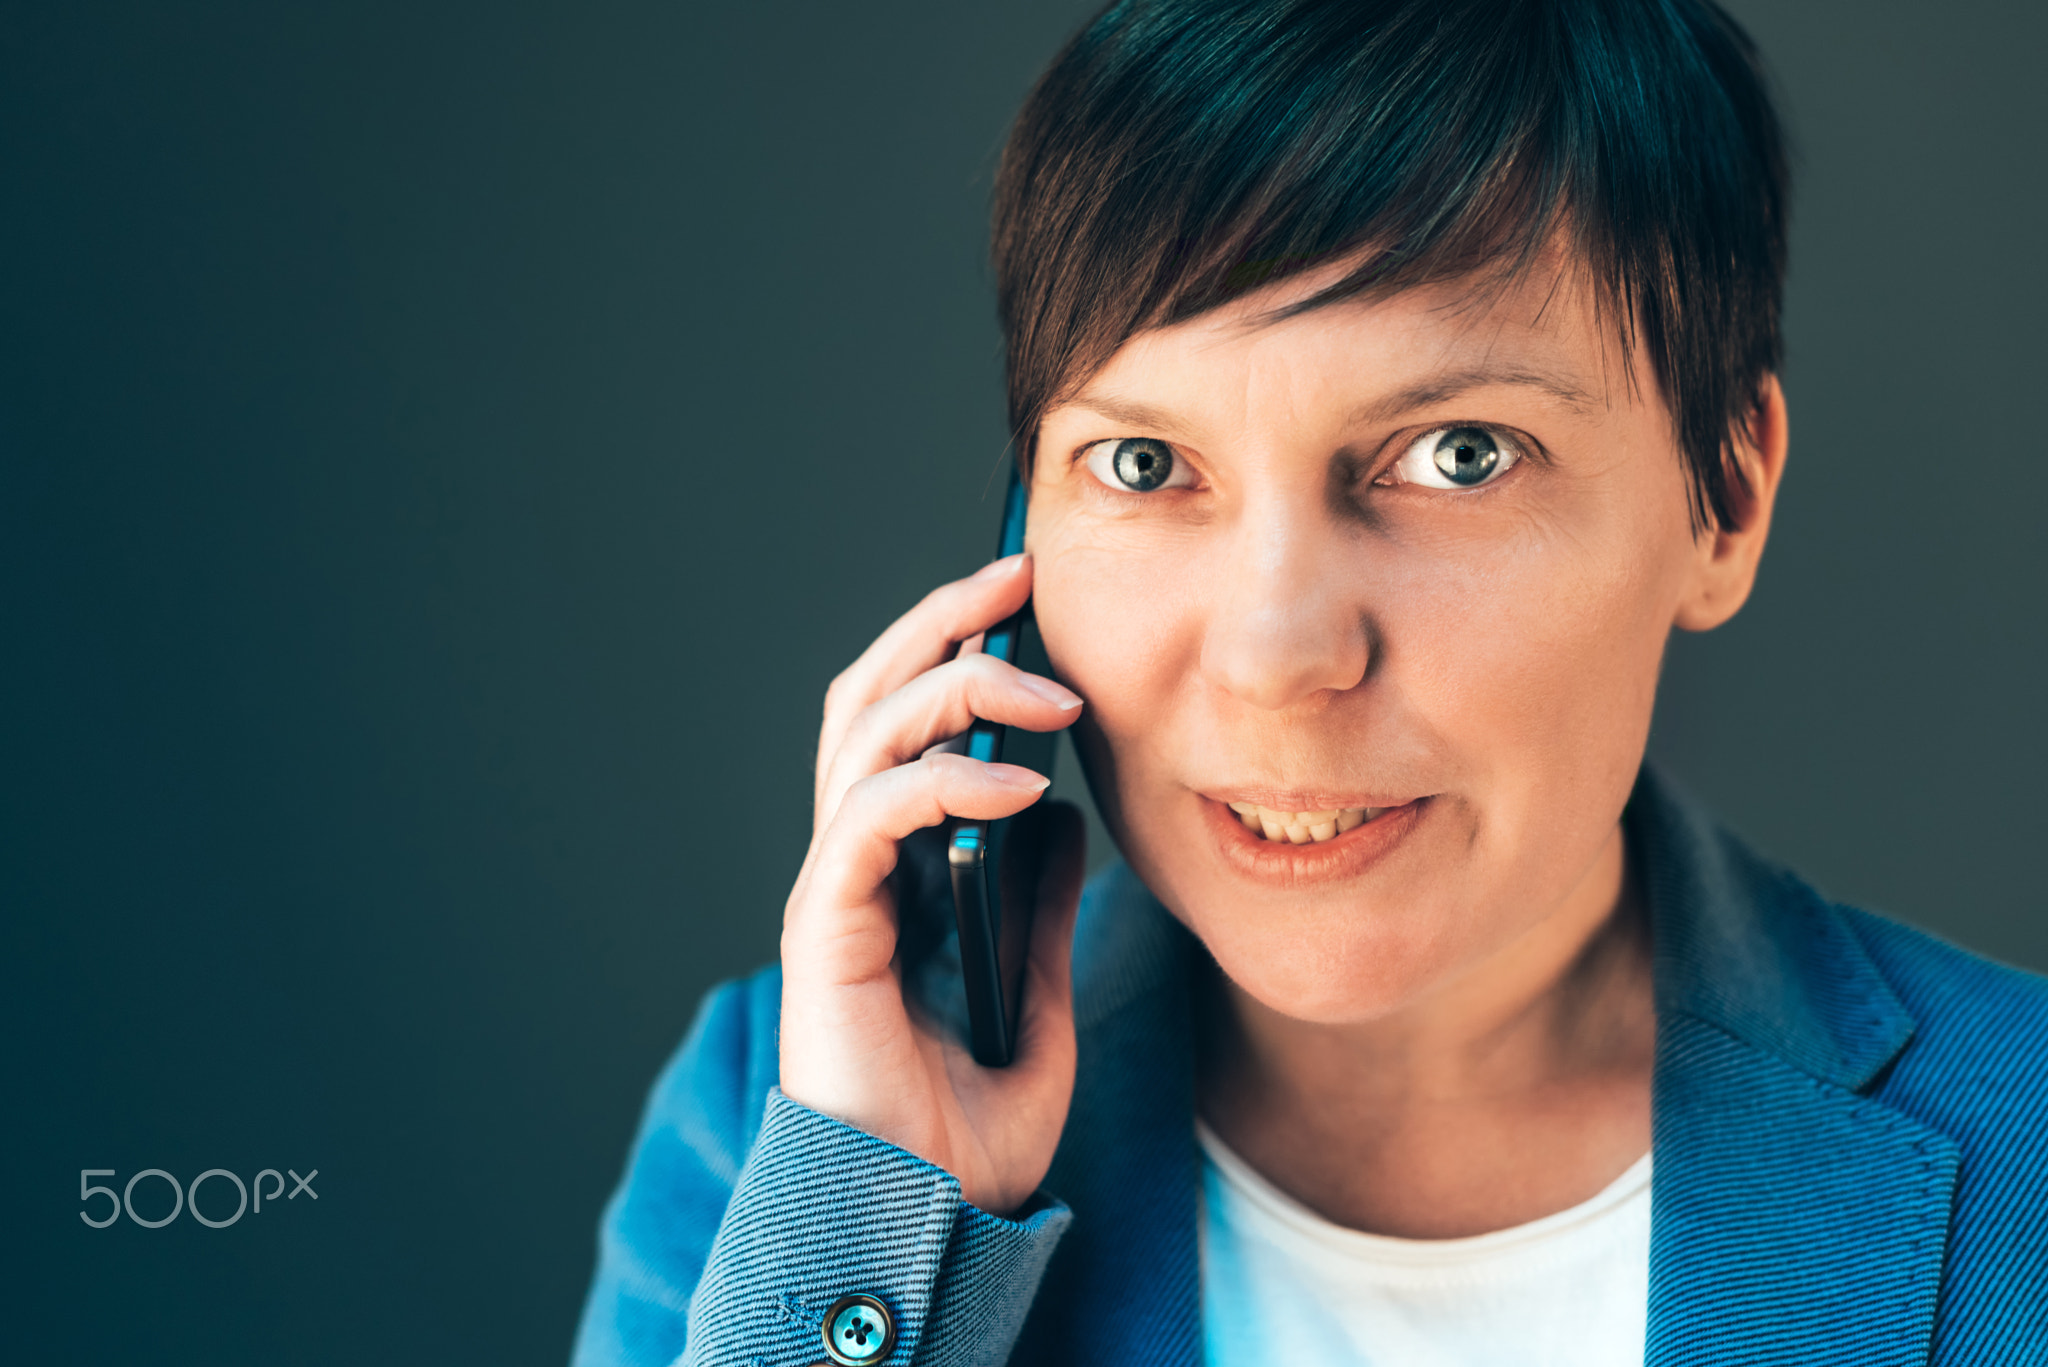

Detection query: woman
xmin=576 ymin=1 xmax=2047 ymax=1363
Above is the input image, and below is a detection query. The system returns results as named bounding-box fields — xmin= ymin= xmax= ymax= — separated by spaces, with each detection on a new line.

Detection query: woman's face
xmin=1028 ymin=258 xmax=1777 ymax=1024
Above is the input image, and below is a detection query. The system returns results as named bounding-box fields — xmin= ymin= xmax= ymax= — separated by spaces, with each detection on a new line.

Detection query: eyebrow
xmin=1348 ymin=366 xmax=1604 ymax=423
xmin=1063 ymin=364 xmax=1602 ymax=436
xmin=1059 ymin=393 xmax=1189 ymax=434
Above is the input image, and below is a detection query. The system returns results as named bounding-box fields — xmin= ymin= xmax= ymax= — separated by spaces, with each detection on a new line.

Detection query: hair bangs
xmin=993 ymin=0 xmax=1788 ymax=530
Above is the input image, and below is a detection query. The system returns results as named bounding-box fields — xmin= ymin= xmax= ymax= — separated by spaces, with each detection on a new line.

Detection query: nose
xmin=1197 ymin=500 xmax=1370 ymax=711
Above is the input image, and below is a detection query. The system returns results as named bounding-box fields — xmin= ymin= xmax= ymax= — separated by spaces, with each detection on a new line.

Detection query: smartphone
xmin=946 ymin=466 xmax=1057 ymax=1067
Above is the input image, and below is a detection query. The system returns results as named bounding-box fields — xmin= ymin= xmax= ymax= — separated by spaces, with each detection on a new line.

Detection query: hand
xmin=780 ymin=553 xmax=1087 ymax=1215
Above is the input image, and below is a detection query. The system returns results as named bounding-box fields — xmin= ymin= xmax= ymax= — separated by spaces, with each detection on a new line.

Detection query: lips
xmin=1225 ymin=801 xmax=1385 ymax=844
xmin=1200 ymin=792 xmax=1428 ymax=882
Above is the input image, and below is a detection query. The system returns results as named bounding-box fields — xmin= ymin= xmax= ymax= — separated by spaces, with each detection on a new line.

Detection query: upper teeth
xmin=1227 ymin=802 xmax=1383 ymax=844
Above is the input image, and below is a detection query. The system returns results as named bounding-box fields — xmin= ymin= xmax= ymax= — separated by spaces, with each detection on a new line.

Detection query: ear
xmin=1673 ymin=375 xmax=1788 ymax=633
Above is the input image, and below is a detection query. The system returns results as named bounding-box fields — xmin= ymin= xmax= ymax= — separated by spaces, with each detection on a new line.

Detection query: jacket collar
xmin=1023 ymin=765 xmax=1958 ymax=1364
xmin=1628 ymin=765 xmax=1915 ymax=1090
xmin=1628 ymin=767 xmax=1957 ymax=1366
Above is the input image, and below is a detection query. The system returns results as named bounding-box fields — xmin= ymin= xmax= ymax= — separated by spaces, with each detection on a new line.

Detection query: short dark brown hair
xmin=992 ymin=0 xmax=1789 ymax=529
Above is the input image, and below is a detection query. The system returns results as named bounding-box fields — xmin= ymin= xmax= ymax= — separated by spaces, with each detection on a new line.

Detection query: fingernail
xmin=1019 ymin=674 xmax=1084 ymax=710
xmin=973 ymin=553 xmax=1026 ymax=580
xmin=985 ymin=763 xmax=1051 ymax=790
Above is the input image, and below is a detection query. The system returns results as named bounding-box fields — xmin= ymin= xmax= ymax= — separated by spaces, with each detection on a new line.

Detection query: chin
xmin=1199 ymin=908 xmax=1472 ymax=1024
xmin=1108 ymin=791 xmax=1481 ymax=1023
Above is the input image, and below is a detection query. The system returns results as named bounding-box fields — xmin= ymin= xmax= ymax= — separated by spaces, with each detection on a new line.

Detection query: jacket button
xmin=820 ymin=1292 xmax=896 ymax=1365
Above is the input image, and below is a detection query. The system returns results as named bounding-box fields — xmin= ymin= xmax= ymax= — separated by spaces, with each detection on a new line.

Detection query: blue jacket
xmin=573 ymin=768 xmax=2048 ymax=1365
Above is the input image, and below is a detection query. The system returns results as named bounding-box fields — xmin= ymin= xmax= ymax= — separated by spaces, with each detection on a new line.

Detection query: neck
xmin=1197 ymin=823 xmax=1655 ymax=1238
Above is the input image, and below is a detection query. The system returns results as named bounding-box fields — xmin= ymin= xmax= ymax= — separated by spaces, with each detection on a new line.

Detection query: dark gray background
xmin=2 ymin=1 xmax=2040 ymax=1361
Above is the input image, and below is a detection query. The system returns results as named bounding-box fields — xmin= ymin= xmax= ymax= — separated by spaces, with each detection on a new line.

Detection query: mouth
xmin=1223 ymin=801 xmax=1389 ymax=845
xmin=1199 ymin=791 xmax=1429 ymax=882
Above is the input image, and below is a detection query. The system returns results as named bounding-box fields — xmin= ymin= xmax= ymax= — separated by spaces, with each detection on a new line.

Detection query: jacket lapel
xmin=1634 ymin=771 xmax=1958 ymax=1366
xmin=1646 ymin=1014 xmax=1958 ymax=1365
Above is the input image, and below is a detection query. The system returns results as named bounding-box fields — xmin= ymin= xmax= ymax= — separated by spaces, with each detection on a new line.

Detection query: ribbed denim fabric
xmin=568 ymin=980 xmax=1068 ymax=1367
xmin=573 ymin=766 xmax=2048 ymax=1365
xmin=682 ymin=1092 xmax=1069 ymax=1366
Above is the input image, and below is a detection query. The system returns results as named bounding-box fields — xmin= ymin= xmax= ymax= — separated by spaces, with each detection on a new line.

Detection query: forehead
xmin=1054 ymin=255 xmax=1640 ymax=433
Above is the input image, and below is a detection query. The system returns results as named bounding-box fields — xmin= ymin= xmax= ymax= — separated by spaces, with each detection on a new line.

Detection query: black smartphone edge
xmin=946 ymin=466 xmax=1055 ymax=1067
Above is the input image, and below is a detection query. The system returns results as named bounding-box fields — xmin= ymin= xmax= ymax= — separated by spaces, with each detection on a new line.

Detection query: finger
xmin=816 ymin=556 xmax=1032 ymax=794
xmin=843 ymin=557 xmax=1029 ymax=706
xmin=1011 ymin=801 xmax=1087 ymax=1069
xmin=817 ymin=651 xmax=1081 ymax=834
xmin=784 ymin=754 xmax=1051 ymax=983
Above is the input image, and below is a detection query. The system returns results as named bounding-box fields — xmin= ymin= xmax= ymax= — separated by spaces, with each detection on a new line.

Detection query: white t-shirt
xmin=1198 ymin=1121 xmax=1651 ymax=1367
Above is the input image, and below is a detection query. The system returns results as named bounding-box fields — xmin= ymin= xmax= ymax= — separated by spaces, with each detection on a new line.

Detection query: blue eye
xmin=1388 ymin=426 xmax=1520 ymax=490
xmin=1084 ymin=437 xmax=1192 ymax=492
xmin=1433 ymin=428 xmax=1499 ymax=484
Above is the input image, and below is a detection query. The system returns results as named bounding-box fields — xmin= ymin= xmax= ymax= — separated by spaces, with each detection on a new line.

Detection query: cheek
xmin=1032 ymin=553 xmax=1196 ymax=721
xmin=1385 ymin=475 xmax=1694 ymax=826
xmin=1029 ymin=517 xmax=1199 ymax=716
xmin=1028 ymin=523 xmax=1210 ymax=828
